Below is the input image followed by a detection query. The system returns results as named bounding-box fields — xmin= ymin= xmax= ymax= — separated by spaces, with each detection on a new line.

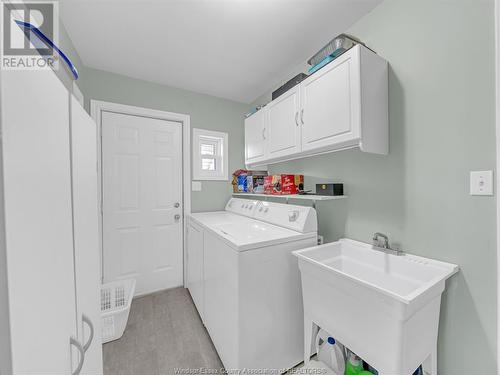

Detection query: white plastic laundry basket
xmin=100 ymin=279 xmax=136 ymax=344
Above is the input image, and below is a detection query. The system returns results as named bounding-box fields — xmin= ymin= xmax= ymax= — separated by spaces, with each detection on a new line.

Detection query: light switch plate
xmin=192 ymin=181 xmax=202 ymax=191
xmin=470 ymin=170 xmax=493 ymax=196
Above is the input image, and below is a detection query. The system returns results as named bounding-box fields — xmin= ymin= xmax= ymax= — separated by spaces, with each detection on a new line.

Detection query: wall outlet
xmin=470 ymin=170 xmax=493 ymax=196
xmin=317 ymin=235 xmax=324 ymax=245
xmin=192 ymin=181 xmax=202 ymax=191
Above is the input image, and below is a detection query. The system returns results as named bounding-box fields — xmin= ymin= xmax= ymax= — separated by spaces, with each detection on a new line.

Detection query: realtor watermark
xmin=173 ymin=368 xmax=328 ymax=375
xmin=1 ymin=0 xmax=59 ymax=70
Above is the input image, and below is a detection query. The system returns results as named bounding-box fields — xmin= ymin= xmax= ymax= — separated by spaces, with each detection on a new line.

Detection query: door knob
xmin=174 ymin=202 xmax=180 ymax=208
xmin=174 ymin=214 xmax=181 ymax=221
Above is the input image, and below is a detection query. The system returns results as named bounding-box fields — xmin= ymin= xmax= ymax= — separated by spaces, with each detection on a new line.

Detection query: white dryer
xmin=186 ymin=198 xmax=317 ymax=371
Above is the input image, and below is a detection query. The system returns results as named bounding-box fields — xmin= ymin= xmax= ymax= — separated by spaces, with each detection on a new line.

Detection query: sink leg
xmin=303 ymin=315 xmax=314 ymax=365
xmin=430 ymin=346 xmax=437 ymax=375
xmin=422 ymin=346 xmax=437 ymax=375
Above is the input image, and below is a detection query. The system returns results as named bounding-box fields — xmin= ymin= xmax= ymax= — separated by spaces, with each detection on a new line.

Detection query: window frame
xmin=192 ymin=128 xmax=229 ymax=181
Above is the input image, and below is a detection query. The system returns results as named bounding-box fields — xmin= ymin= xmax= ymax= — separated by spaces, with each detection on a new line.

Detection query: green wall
xmin=59 ymin=21 xmax=248 ymax=213
xmin=251 ymin=0 xmax=497 ymax=373
xmin=78 ymin=67 xmax=248 ymax=212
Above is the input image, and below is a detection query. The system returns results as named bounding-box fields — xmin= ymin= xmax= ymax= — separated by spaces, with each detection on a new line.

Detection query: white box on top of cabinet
xmin=245 ymin=45 xmax=388 ymax=167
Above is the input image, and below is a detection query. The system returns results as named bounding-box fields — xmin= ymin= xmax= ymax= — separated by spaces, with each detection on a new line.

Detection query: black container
xmin=316 ymin=183 xmax=344 ymax=196
xmin=272 ymin=73 xmax=308 ymax=100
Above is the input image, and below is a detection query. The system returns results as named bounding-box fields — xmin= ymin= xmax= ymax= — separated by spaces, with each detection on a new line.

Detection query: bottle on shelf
xmin=315 ymin=328 xmax=345 ymax=374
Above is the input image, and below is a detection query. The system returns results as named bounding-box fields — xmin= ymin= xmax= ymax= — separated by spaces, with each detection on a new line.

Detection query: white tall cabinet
xmin=70 ymin=97 xmax=104 ymax=375
xmin=0 ymin=68 xmax=103 ymax=375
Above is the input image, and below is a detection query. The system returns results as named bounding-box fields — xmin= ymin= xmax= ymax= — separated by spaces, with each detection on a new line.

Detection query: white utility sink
xmin=294 ymin=238 xmax=458 ymax=375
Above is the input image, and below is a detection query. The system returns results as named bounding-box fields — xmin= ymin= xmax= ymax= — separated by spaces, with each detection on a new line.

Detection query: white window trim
xmin=192 ymin=128 xmax=228 ymax=181
xmin=495 ymin=0 xmax=500 ymax=370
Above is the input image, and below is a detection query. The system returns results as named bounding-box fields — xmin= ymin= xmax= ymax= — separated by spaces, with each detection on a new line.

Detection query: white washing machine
xmin=186 ymin=198 xmax=318 ymax=372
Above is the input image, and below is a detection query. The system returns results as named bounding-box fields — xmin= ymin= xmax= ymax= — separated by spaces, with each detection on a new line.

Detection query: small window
xmin=200 ymin=142 xmax=216 ymax=156
xmin=193 ymin=128 xmax=228 ymax=180
xmin=201 ymin=158 xmax=216 ymax=171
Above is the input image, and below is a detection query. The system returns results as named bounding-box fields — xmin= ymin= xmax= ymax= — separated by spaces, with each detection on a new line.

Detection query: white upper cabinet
xmin=300 ymin=47 xmax=361 ymax=152
xmin=244 ymin=45 xmax=388 ymax=167
xmin=244 ymin=108 xmax=267 ymax=164
xmin=265 ymin=85 xmax=301 ymax=159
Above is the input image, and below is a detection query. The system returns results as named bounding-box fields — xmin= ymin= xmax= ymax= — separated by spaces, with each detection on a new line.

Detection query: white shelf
xmin=232 ymin=193 xmax=347 ymax=201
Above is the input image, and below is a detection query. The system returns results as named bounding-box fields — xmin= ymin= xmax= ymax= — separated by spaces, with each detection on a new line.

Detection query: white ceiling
xmin=60 ymin=0 xmax=382 ymax=103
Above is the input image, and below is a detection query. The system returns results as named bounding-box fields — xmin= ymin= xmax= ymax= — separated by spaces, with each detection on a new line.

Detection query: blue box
xmin=237 ymin=175 xmax=248 ymax=192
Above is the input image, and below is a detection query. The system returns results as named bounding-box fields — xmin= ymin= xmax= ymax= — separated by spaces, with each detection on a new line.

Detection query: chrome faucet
xmin=372 ymin=232 xmax=404 ymax=256
xmin=373 ymin=232 xmax=389 ymax=248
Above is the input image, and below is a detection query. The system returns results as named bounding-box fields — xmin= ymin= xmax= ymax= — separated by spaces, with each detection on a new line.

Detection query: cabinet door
xmin=187 ymin=221 xmax=204 ymax=319
xmin=300 ymin=48 xmax=361 ymax=152
xmin=70 ymin=96 xmax=104 ymax=375
xmin=266 ymin=86 xmax=301 ymax=159
xmin=244 ymin=109 xmax=267 ymax=164
xmin=2 ymin=69 xmax=78 ymax=375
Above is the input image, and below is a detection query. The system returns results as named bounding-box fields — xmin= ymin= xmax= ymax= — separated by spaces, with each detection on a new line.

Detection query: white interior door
xmin=101 ymin=111 xmax=183 ymax=296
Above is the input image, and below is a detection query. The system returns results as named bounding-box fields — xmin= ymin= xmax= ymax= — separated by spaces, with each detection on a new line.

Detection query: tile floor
xmin=103 ymin=287 xmax=223 ymax=375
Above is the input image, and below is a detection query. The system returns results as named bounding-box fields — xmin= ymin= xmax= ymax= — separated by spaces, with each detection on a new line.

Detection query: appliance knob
xmin=174 ymin=214 xmax=181 ymax=221
xmin=249 ymin=205 xmax=253 ymax=210
xmin=259 ymin=207 xmax=263 ymax=212
xmin=288 ymin=210 xmax=299 ymax=222
xmin=174 ymin=202 xmax=180 ymax=208
xmin=264 ymin=207 xmax=269 ymax=213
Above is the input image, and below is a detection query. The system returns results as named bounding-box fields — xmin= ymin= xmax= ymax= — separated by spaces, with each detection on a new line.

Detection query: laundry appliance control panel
xmin=225 ymin=198 xmax=317 ymax=233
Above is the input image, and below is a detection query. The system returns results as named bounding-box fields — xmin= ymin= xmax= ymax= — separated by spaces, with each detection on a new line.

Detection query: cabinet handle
xmin=70 ymin=336 xmax=85 ymax=375
xmin=82 ymin=315 xmax=94 ymax=353
xmin=300 ymin=109 xmax=305 ymax=125
xmin=262 ymin=128 xmax=266 ymax=140
xmin=295 ymin=112 xmax=299 ymax=126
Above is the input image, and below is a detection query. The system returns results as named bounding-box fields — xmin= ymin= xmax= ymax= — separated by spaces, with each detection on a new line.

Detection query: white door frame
xmin=496 ymin=0 xmax=500 ymax=370
xmin=90 ymin=100 xmax=191 ymax=287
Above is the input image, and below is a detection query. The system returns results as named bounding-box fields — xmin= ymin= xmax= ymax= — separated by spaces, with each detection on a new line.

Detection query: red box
xmin=264 ymin=175 xmax=275 ymax=194
xmin=264 ymin=175 xmax=304 ymax=195
xmin=281 ymin=174 xmax=304 ymax=195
